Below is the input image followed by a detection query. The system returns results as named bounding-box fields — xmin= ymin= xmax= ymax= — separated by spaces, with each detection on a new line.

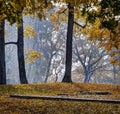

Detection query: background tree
xmin=36 ymin=24 xmax=66 ymax=82
xmin=23 ymin=17 xmax=67 ymax=83
xmin=23 ymin=17 xmax=58 ymax=83
xmin=73 ymin=33 xmax=111 ymax=82
xmin=82 ymin=0 xmax=120 ymax=65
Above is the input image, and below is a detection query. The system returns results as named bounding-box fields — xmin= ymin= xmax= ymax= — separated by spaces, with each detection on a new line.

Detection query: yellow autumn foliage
xmin=49 ymin=13 xmax=59 ymax=22
xmin=105 ymin=42 xmax=112 ymax=51
xmin=82 ymin=18 xmax=120 ymax=65
xmin=25 ymin=50 xmax=43 ymax=63
xmin=24 ymin=25 xmax=37 ymax=38
xmin=26 ymin=50 xmax=43 ymax=58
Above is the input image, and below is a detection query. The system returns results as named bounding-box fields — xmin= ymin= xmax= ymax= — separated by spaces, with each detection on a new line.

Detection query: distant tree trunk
xmin=55 ymin=76 xmax=58 ymax=82
xmin=84 ymin=71 xmax=89 ymax=83
xmin=84 ymin=71 xmax=92 ymax=83
xmin=113 ymin=65 xmax=117 ymax=84
xmin=44 ymin=55 xmax=52 ymax=82
xmin=17 ymin=19 xmax=28 ymax=84
xmin=0 ymin=19 xmax=6 ymax=84
xmin=62 ymin=3 xmax=74 ymax=82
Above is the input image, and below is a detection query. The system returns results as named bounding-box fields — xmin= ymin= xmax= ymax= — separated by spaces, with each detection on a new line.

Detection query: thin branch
xmin=90 ymin=63 xmax=111 ymax=73
xmin=89 ymin=50 xmax=106 ymax=68
xmin=62 ymin=8 xmax=87 ymax=28
xmin=61 ymin=8 xmax=68 ymax=14
xmin=5 ymin=42 xmax=17 ymax=45
xmin=74 ymin=21 xmax=87 ymax=28
xmin=75 ymin=46 xmax=86 ymax=69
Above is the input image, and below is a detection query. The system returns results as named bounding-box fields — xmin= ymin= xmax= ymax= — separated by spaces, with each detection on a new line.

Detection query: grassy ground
xmin=0 ymin=82 xmax=120 ymax=114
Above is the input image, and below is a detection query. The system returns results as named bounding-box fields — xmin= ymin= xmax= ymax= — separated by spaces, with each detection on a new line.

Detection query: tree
xmin=17 ymin=19 xmax=28 ymax=84
xmin=62 ymin=3 xmax=74 ymax=82
xmin=23 ymin=18 xmax=66 ymax=83
xmin=0 ymin=0 xmax=27 ymax=84
xmin=82 ymin=0 xmax=120 ymax=65
xmin=5 ymin=19 xmax=28 ymax=84
xmin=1 ymin=0 xmax=119 ymax=84
xmin=23 ymin=18 xmax=47 ymax=83
xmin=0 ymin=0 xmax=95 ymax=84
xmin=73 ymin=34 xmax=110 ymax=82
xmin=50 ymin=1 xmax=93 ymax=82
xmin=39 ymin=28 xmax=65 ymax=82
xmin=0 ymin=19 xmax=6 ymax=84
xmin=47 ymin=0 xmax=120 ymax=83
xmin=0 ymin=0 xmax=46 ymax=84
xmin=4 ymin=4 xmax=28 ymax=83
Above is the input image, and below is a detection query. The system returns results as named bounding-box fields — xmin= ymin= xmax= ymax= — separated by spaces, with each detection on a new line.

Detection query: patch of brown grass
xmin=0 ymin=82 xmax=120 ymax=114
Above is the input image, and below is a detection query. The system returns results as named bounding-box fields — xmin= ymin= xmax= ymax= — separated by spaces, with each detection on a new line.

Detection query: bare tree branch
xmin=5 ymin=42 xmax=17 ymax=45
xmin=62 ymin=8 xmax=88 ymax=28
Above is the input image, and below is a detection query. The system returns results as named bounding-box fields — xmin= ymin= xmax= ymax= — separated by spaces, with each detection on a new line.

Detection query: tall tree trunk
xmin=17 ymin=19 xmax=28 ymax=84
xmin=0 ymin=19 xmax=6 ymax=84
xmin=62 ymin=3 xmax=74 ymax=82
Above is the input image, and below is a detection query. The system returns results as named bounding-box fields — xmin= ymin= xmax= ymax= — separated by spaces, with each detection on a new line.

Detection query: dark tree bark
xmin=17 ymin=19 xmax=28 ymax=84
xmin=0 ymin=19 xmax=6 ymax=84
xmin=62 ymin=3 xmax=74 ymax=82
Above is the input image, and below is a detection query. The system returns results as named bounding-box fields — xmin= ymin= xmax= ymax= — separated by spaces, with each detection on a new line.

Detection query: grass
xmin=0 ymin=82 xmax=120 ymax=114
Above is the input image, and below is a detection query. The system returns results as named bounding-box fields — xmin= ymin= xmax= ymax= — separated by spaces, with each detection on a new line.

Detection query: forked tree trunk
xmin=0 ymin=19 xmax=6 ymax=84
xmin=17 ymin=19 xmax=28 ymax=84
xmin=62 ymin=3 xmax=74 ymax=82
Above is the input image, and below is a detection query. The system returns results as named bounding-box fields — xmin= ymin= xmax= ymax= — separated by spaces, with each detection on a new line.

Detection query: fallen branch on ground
xmin=10 ymin=95 xmax=120 ymax=104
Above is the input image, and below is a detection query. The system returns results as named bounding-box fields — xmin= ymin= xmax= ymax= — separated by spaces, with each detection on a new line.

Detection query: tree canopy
xmin=0 ymin=0 xmax=120 ymax=66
